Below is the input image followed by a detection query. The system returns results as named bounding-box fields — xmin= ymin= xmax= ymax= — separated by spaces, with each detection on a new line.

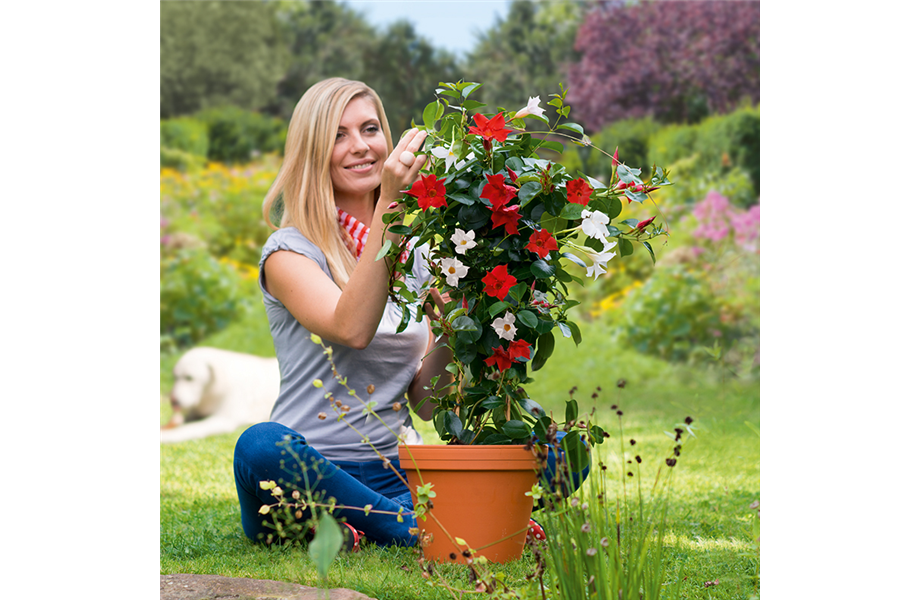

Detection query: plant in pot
xmin=380 ymin=81 xmax=671 ymax=563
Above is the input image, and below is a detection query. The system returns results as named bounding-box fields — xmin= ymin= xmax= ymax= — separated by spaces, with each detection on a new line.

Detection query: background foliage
xmin=159 ymin=0 xmax=761 ymax=373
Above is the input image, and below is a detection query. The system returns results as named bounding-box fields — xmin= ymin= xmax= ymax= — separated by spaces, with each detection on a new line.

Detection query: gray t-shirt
xmin=259 ymin=227 xmax=432 ymax=461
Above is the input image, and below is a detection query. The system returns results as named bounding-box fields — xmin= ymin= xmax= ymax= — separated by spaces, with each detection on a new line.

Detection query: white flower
xmin=431 ymin=145 xmax=474 ymax=172
xmin=491 ymin=312 xmax=517 ymax=341
xmin=580 ymin=209 xmax=611 ymax=241
xmin=449 ymin=228 xmax=477 ymax=255
xmin=440 ymin=257 xmax=469 ymax=287
xmin=514 ymin=96 xmax=545 ymax=119
xmin=584 ymin=240 xmax=617 ymax=280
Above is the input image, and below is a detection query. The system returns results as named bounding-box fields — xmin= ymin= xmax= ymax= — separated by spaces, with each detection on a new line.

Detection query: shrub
xmin=612 ymin=265 xmax=733 ymax=363
xmin=194 ymin=106 xmax=287 ymax=163
xmin=160 ymin=116 xmax=210 ymax=157
xmin=159 ymin=156 xmax=279 ymax=267
xmin=160 ymin=245 xmax=258 ymax=349
xmin=160 ymin=146 xmax=207 ymax=172
xmin=647 ymin=106 xmax=760 ymax=202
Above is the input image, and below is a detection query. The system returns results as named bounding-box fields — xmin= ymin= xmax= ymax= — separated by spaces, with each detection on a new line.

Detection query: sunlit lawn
xmin=160 ymin=309 xmax=759 ymax=599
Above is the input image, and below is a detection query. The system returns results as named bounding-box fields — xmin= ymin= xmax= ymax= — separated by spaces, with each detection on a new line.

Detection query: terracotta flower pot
xmin=397 ymin=444 xmax=540 ymax=564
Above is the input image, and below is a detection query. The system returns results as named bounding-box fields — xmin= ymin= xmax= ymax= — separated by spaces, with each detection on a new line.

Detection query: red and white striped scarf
xmin=337 ymin=207 xmax=412 ymax=263
xmin=337 ymin=208 xmax=370 ymax=258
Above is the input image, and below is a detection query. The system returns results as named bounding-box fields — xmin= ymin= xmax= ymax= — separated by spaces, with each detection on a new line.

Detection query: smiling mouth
xmin=345 ymin=161 xmax=376 ymax=170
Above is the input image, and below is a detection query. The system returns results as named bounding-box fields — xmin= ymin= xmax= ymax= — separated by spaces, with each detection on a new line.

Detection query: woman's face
xmin=329 ymin=96 xmax=387 ymax=203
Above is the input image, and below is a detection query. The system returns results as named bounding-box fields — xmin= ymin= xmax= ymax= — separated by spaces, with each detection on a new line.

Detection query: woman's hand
xmin=379 ymin=128 xmax=428 ymax=206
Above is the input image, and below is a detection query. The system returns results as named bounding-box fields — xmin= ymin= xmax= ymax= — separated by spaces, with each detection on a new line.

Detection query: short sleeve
xmin=258 ymin=227 xmax=331 ymax=302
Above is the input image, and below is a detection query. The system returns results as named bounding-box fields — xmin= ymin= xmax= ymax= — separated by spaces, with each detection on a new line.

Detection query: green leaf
xmin=559 ymin=203 xmax=586 ymax=220
xmin=375 ymin=239 xmax=393 ymax=262
xmin=562 ymin=430 xmax=589 ymax=474
xmin=462 ymin=99 xmax=488 ymax=112
xmin=423 ymin=101 xmax=440 ymax=130
xmin=530 ymin=259 xmax=555 ymax=279
xmin=518 ymin=181 xmax=542 ymax=207
xmin=565 ymin=398 xmax=579 ymax=424
xmin=395 ymin=306 xmax=412 ymax=334
xmin=619 ymin=238 xmax=634 ymax=257
xmin=452 ymin=315 xmax=477 ymax=331
xmin=482 ymin=396 xmax=505 ymax=410
xmin=309 ymin=512 xmax=343 ymax=579
xmin=556 ymin=122 xmax=584 ymax=136
xmin=531 ymin=331 xmax=555 ymax=371
xmin=567 ymin=321 xmax=582 ymax=345
xmin=517 ymin=397 xmax=546 ymax=419
xmin=557 ymin=321 xmax=572 ymax=338
xmin=502 ymin=420 xmax=531 ymax=439
xmin=517 ymin=309 xmax=538 ymax=329
xmin=508 ymin=282 xmax=528 ymax=303
xmin=643 ymin=241 xmax=657 ymax=264
xmin=460 ymin=82 xmax=482 ymax=98
xmin=538 ymin=139 xmax=564 ymax=155
xmin=387 ymin=224 xmax=412 ymax=236
xmin=560 ymin=252 xmax=586 ymax=269
xmin=488 ymin=301 xmax=510 ymax=318
xmin=445 ymin=411 xmax=463 ymax=438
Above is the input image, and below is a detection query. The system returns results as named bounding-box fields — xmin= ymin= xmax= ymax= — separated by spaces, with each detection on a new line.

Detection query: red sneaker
xmin=526 ymin=518 xmax=546 ymax=543
xmin=341 ymin=522 xmax=364 ymax=552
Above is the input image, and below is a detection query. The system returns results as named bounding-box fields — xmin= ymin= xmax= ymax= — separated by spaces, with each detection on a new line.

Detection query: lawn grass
xmin=160 ymin=313 xmax=759 ymax=599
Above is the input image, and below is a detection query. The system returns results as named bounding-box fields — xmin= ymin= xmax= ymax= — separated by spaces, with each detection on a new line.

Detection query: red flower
xmin=469 ymin=113 xmax=512 ymax=143
xmin=481 ymin=173 xmax=517 ymax=208
xmin=525 ymin=229 xmax=558 ymax=258
xmin=566 ymin=178 xmax=593 ymax=206
xmin=406 ymin=174 xmax=447 ymax=211
xmin=508 ymin=339 xmax=532 ymax=362
xmin=483 ymin=265 xmax=517 ymax=300
xmin=484 ymin=345 xmax=514 ymax=372
xmin=490 ymin=204 xmax=522 ymax=236
xmin=505 ymin=166 xmax=519 ymax=183
xmin=484 ymin=339 xmax=533 ymax=372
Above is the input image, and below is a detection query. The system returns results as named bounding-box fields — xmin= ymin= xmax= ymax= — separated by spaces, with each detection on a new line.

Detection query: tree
xmin=567 ymin=0 xmax=760 ymax=130
xmin=268 ymin=0 xmax=378 ymax=118
xmin=160 ymin=1 xmax=289 ymax=118
xmin=464 ymin=0 xmax=586 ymax=114
xmin=361 ymin=20 xmax=460 ymax=140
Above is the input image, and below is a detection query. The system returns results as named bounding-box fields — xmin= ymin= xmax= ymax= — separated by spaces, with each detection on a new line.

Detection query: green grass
xmin=160 ymin=314 xmax=759 ymax=599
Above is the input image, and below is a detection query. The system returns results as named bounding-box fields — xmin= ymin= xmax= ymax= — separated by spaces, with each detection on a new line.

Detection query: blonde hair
xmin=262 ymin=78 xmax=394 ymax=287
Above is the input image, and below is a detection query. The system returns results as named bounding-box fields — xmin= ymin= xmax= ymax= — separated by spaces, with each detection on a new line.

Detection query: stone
xmin=160 ymin=574 xmax=376 ymax=600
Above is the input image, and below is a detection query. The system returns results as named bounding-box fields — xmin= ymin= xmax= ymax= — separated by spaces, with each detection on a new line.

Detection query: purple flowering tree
xmin=567 ymin=0 xmax=760 ymax=128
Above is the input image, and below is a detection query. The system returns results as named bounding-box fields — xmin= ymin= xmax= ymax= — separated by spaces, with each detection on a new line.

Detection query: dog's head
xmin=169 ymin=349 xmax=214 ymax=419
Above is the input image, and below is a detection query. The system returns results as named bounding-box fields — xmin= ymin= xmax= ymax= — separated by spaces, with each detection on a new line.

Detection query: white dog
xmin=160 ymin=346 xmax=426 ymax=445
xmin=161 ymin=347 xmax=280 ymax=443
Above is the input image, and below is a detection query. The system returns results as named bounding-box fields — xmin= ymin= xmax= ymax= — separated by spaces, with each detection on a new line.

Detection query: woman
xmin=233 ymin=78 xmax=453 ymax=549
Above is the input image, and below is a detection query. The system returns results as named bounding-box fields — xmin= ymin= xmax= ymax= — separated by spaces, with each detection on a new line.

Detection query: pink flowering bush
xmin=692 ymin=190 xmax=759 ymax=253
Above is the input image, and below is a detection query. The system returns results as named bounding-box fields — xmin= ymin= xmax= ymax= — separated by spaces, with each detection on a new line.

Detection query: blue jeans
xmin=233 ymin=422 xmax=589 ymax=546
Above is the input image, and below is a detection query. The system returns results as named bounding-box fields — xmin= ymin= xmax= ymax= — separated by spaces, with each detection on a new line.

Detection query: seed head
xmin=617 ymin=379 xmax=627 ymax=388
xmin=666 ymin=458 xmax=677 ymax=467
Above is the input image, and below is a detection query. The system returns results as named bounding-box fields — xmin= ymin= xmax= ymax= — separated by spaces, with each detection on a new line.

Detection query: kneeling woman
xmin=233 ymin=78 xmax=452 ymax=548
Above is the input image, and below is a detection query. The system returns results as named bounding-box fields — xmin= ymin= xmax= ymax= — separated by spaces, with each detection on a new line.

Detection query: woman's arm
xmin=264 ymin=129 xmax=428 ymax=349
xmin=407 ymin=288 xmax=455 ymax=421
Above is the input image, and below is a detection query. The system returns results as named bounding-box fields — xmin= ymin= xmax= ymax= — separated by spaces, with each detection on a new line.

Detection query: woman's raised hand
xmin=380 ymin=128 xmax=427 ymax=203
